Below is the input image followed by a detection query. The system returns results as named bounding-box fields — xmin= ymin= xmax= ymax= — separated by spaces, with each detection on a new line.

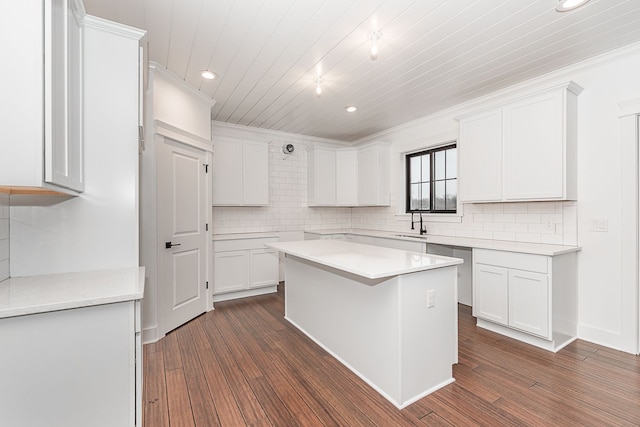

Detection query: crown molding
xmin=83 ymin=15 xmax=146 ymax=41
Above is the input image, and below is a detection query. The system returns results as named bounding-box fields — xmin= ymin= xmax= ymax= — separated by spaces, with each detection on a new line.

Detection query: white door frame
xmin=619 ymin=98 xmax=640 ymax=354
xmin=156 ymin=121 xmax=213 ymax=338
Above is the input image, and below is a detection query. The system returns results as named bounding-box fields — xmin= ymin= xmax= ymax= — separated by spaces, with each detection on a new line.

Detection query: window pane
xmin=446 ymin=148 xmax=457 ymax=179
xmin=410 ymin=156 xmax=421 ymax=183
xmin=421 ymin=182 xmax=430 ymax=210
xmin=421 ymin=155 xmax=430 ymax=182
xmin=434 ymin=181 xmax=445 ymax=210
xmin=435 ymin=150 xmax=445 ymax=180
xmin=446 ymin=179 xmax=457 ymax=210
xmin=410 ymin=183 xmax=420 ymax=210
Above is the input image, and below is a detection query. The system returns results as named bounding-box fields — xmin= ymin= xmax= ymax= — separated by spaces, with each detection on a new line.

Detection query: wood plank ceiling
xmin=83 ymin=0 xmax=640 ymax=142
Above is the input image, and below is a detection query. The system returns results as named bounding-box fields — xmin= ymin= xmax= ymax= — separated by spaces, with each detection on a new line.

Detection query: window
xmin=406 ymin=144 xmax=457 ymax=213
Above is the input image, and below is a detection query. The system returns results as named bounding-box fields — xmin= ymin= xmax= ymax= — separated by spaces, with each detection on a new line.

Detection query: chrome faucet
xmin=410 ymin=212 xmax=427 ymax=235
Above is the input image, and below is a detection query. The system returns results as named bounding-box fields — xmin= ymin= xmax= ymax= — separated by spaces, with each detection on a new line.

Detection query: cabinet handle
xmin=165 ymin=242 xmax=181 ymax=249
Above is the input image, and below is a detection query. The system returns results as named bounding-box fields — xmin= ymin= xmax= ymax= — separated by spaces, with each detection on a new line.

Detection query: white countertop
xmin=212 ymin=232 xmax=279 ymax=241
xmin=268 ymin=239 xmax=463 ymax=280
xmin=0 ymin=267 xmax=145 ymax=319
xmin=305 ymin=228 xmax=580 ymax=256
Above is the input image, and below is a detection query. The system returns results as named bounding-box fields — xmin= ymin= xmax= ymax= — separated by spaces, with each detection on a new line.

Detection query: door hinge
xmin=206 ymin=281 xmax=209 ymax=289
xmin=203 ymin=163 xmax=209 ymax=173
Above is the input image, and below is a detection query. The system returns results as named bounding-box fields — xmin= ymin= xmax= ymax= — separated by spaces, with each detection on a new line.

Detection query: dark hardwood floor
xmin=143 ymin=284 xmax=640 ymax=426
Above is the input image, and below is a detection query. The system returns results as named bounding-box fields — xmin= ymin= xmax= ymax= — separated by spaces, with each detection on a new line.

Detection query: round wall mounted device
xmin=282 ymin=143 xmax=295 ymax=154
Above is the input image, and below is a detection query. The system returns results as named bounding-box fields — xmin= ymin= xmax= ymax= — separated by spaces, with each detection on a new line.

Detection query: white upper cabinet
xmin=212 ymin=138 xmax=269 ymax=206
xmin=307 ymin=142 xmax=390 ymax=207
xmin=457 ymin=82 xmax=581 ymax=203
xmin=358 ymin=142 xmax=391 ymax=206
xmin=307 ymin=148 xmax=336 ymax=206
xmin=242 ymin=141 xmax=269 ymax=206
xmin=1 ymin=0 xmax=84 ymax=194
xmin=458 ymin=109 xmax=502 ymax=202
xmin=336 ymin=149 xmax=358 ymax=206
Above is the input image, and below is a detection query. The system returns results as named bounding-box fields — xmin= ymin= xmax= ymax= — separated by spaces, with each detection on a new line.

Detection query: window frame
xmin=405 ymin=143 xmax=457 ymax=214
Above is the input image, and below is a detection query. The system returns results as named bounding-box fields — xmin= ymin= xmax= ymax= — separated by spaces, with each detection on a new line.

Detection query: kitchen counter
xmin=0 ymin=266 xmax=145 ymax=319
xmin=304 ymin=228 xmax=580 ymax=256
xmin=268 ymin=239 xmax=462 ymax=280
xmin=212 ymin=232 xmax=279 ymax=241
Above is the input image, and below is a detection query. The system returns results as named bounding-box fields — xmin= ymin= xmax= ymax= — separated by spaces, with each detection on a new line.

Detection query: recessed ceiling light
xmin=201 ymin=70 xmax=218 ymax=80
xmin=555 ymin=0 xmax=590 ymax=12
xmin=345 ymin=105 xmax=357 ymax=113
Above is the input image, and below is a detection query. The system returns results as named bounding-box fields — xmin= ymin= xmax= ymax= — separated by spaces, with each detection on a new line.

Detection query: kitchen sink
xmin=394 ymin=234 xmax=427 ymax=239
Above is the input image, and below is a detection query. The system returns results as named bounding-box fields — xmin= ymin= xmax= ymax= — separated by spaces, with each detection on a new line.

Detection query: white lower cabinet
xmin=213 ymin=236 xmax=279 ymax=302
xmin=0 ymin=300 xmax=141 ymax=427
xmin=472 ymin=248 xmax=576 ymax=351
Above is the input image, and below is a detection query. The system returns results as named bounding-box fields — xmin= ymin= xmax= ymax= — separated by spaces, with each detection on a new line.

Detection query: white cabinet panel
xmin=458 ymin=108 xmax=502 ymax=202
xmin=243 ymin=141 xmax=269 ymax=206
xmin=0 ymin=301 xmax=139 ymax=427
xmin=213 ymin=250 xmax=248 ymax=294
xmin=508 ymin=270 xmax=549 ymax=338
xmin=373 ymin=237 xmax=426 ymax=253
xmin=249 ymin=249 xmax=279 ymax=289
xmin=211 ymin=138 xmax=242 ymax=205
xmin=504 ymin=90 xmax=565 ymax=200
xmin=212 ymin=138 xmax=269 ymax=206
xmin=308 ymin=148 xmax=336 ymax=206
xmin=358 ymin=142 xmax=390 ymax=206
xmin=473 ymin=263 xmax=509 ymax=325
xmin=336 ymin=149 xmax=358 ymax=206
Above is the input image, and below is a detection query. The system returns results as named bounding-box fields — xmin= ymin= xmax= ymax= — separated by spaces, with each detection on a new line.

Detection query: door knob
xmin=165 ymin=241 xmax=181 ymax=249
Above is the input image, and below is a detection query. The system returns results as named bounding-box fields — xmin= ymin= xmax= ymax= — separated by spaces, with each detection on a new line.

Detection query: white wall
xmin=211 ymin=123 xmax=353 ymax=234
xmin=0 ymin=194 xmax=8 ymax=282
xmin=9 ymin=18 xmax=142 ymax=276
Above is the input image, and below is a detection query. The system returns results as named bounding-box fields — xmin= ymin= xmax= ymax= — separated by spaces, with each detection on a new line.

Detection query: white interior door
xmin=159 ymin=138 xmax=207 ymax=334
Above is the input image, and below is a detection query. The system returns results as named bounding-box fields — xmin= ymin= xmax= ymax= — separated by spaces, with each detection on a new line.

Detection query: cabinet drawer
xmin=474 ymin=249 xmax=547 ymax=274
xmin=213 ymin=237 xmax=277 ymax=252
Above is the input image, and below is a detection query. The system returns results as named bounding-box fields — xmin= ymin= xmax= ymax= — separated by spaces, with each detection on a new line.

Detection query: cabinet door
xmin=248 ymin=248 xmax=278 ymax=289
xmin=357 ymin=143 xmax=390 ymax=206
xmin=242 ymin=141 xmax=269 ymax=205
xmin=374 ymin=237 xmax=425 ymax=253
xmin=212 ymin=138 xmax=243 ymax=205
xmin=458 ymin=108 xmax=503 ymax=202
xmin=44 ymin=0 xmax=84 ymax=192
xmin=473 ymin=264 xmax=508 ymax=325
xmin=308 ymin=149 xmax=336 ymax=205
xmin=336 ymin=150 xmax=358 ymax=206
xmin=508 ymin=269 xmax=549 ymax=338
xmin=213 ymin=250 xmax=248 ymax=294
xmin=503 ymin=90 xmax=564 ymax=200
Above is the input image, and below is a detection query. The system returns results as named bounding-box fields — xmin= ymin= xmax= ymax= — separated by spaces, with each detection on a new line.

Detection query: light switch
xmin=427 ymin=289 xmax=435 ymax=308
xmin=590 ymin=218 xmax=608 ymax=232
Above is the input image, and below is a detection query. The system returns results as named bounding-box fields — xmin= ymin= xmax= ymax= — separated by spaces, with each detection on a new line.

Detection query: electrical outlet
xmin=427 ymin=290 xmax=435 ymax=308
xmin=590 ymin=218 xmax=608 ymax=232
xmin=544 ymin=219 xmax=554 ymax=231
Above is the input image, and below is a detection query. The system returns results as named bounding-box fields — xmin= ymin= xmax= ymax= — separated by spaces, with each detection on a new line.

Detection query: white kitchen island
xmin=268 ymin=239 xmax=463 ymax=409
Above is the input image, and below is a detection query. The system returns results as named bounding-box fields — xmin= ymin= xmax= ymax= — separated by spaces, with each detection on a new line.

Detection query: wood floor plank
xmin=143 ymin=348 xmax=169 ymax=427
xmin=200 ymin=315 xmax=269 ymax=425
xmin=144 ymin=289 xmax=640 ymax=427
xmin=165 ymin=368 xmax=195 ymax=427
xmin=197 ymin=346 xmax=247 ymax=427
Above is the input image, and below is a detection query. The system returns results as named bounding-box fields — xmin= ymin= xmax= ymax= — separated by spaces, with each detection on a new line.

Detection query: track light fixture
xmin=370 ymin=30 xmax=382 ymax=61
